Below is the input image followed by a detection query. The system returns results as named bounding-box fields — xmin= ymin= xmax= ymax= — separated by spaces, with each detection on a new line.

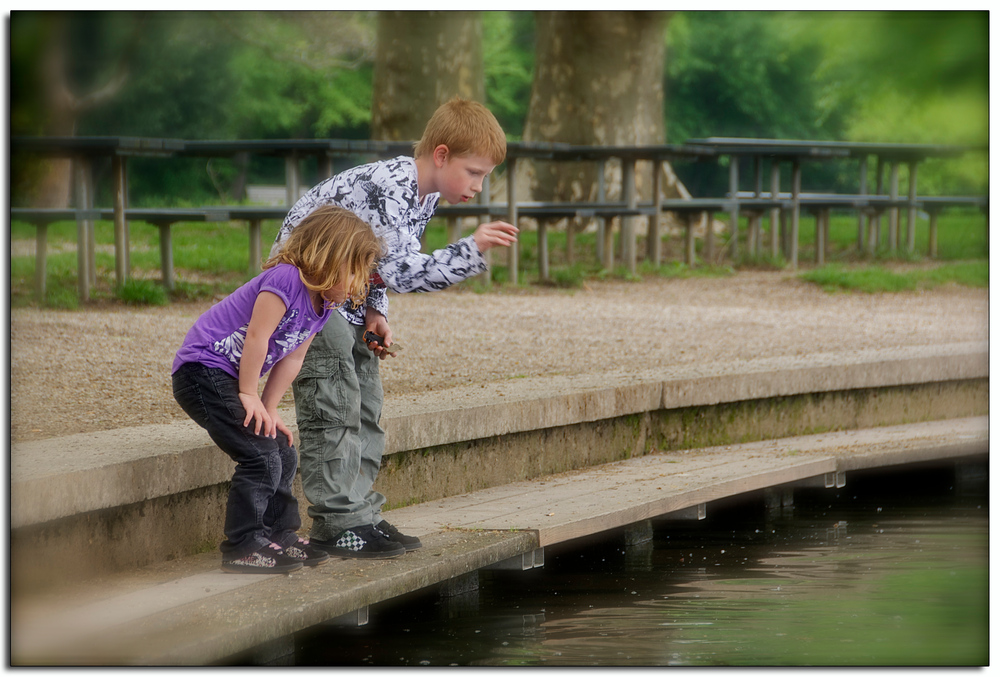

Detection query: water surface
xmin=294 ymin=462 xmax=988 ymax=667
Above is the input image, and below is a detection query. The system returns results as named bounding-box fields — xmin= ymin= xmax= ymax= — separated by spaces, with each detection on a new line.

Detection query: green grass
xmin=10 ymin=207 xmax=987 ymax=308
xmin=786 ymin=210 xmax=988 ymax=262
xmin=800 ymin=261 xmax=988 ymax=293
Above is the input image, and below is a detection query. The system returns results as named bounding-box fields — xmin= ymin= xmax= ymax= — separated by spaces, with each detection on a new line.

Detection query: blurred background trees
xmin=10 ymin=10 xmax=988 ymax=208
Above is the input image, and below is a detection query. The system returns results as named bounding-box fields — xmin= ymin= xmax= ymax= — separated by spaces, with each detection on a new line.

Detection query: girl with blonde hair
xmin=172 ymin=206 xmax=381 ymax=573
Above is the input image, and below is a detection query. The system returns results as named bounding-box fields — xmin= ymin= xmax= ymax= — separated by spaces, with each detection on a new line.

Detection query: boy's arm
xmin=238 ymin=291 xmax=287 ymax=439
xmin=375 ymin=223 xmax=515 ymax=296
xmin=259 ymin=333 xmax=315 ymax=446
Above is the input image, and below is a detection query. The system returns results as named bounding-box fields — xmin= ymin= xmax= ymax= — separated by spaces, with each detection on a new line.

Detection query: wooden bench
xmin=11 ymin=207 xmax=288 ymax=297
xmin=736 ymin=193 xmax=988 ymax=263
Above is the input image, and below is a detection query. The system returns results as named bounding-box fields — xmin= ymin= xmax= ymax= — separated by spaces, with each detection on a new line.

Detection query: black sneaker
xmin=222 ymin=542 xmax=304 ymax=574
xmin=283 ymin=537 xmax=331 ymax=567
xmin=376 ymin=520 xmax=422 ymax=551
xmin=312 ymin=525 xmax=406 ymax=559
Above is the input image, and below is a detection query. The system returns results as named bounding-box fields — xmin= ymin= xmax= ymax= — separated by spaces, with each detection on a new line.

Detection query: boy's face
xmin=433 ymin=145 xmax=495 ymax=205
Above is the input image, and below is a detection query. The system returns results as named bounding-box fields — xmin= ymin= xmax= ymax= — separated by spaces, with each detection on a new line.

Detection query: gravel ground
xmin=10 ymin=271 xmax=988 ymax=444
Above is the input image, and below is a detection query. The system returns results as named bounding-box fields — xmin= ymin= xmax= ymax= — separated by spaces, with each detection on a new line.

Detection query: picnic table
xmin=686 ymin=137 xmax=976 ymax=267
xmin=12 ymin=135 xmax=984 ymax=301
xmin=12 ymin=136 xmax=185 ymax=299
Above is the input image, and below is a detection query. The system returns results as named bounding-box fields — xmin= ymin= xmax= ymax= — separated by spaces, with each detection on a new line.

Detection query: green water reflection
xmin=294 ymin=463 xmax=988 ymax=667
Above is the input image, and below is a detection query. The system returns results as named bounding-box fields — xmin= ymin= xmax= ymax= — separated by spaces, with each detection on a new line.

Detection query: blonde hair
xmin=413 ymin=97 xmax=507 ymax=165
xmin=264 ymin=205 xmax=382 ymax=309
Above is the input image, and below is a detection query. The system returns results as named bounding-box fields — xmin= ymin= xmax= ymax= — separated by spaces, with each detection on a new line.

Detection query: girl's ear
xmin=432 ymin=144 xmax=450 ymax=167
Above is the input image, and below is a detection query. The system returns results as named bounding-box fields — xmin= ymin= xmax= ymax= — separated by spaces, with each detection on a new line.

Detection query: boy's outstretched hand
xmin=473 ymin=221 xmax=519 ymax=252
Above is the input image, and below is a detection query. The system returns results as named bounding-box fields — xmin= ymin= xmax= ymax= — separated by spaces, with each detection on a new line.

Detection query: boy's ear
xmin=432 ymin=144 xmax=450 ymax=167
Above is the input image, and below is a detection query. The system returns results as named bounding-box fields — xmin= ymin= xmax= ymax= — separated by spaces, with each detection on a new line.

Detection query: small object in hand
xmin=363 ymin=330 xmax=403 ymax=354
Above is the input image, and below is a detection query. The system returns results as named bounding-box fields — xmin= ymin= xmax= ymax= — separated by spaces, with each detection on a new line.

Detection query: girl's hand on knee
xmin=239 ymin=392 xmax=274 ymax=438
xmin=272 ymin=411 xmax=294 ymax=446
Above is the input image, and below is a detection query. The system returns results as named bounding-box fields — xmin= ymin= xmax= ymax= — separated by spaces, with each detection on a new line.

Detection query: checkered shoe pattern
xmin=311 ymin=525 xmax=406 ymax=559
xmin=335 ymin=530 xmax=367 ymax=552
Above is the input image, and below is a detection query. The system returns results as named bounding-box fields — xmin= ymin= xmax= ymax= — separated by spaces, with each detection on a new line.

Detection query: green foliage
xmin=10 ymin=11 xmax=988 ymax=207
xmin=483 ymin=11 xmax=534 ymax=140
xmin=791 ymin=11 xmax=988 ymax=194
xmin=665 ymin=12 xmax=840 ymax=143
xmin=664 ymin=12 xmax=850 ymax=197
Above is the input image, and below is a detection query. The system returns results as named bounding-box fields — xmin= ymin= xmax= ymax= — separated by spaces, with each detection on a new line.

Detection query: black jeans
xmin=172 ymin=362 xmax=301 ymax=558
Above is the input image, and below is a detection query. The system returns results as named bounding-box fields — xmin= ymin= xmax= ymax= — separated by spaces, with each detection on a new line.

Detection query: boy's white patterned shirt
xmin=271 ymin=156 xmax=487 ymax=325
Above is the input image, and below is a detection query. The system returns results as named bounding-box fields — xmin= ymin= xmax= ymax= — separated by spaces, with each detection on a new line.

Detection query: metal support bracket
xmin=324 ymin=606 xmax=369 ymax=627
xmin=486 ymin=548 xmax=544 ymax=571
xmin=666 ymin=502 xmax=707 ymax=521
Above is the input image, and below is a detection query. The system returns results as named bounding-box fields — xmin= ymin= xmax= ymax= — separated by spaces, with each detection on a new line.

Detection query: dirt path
xmin=10 ymin=271 xmax=988 ymax=443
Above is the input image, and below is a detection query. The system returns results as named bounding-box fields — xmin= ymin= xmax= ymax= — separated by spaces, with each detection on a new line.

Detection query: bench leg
xmin=928 ymin=211 xmax=938 ymax=259
xmin=249 ymin=219 xmax=262 ymax=275
xmin=595 ymin=159 xmax=606 ymax=265
xmin=72 ymin=158 xmax=94 ymax=300
xmin=87 ymin=219 xmax=97 ymax=288
xmin=857 ymin=155 xmax=869 ymax=255
xmin=790 ymin=159 xmax=801 ymax=270
xmin=815 ymin=210 xmax=827 ymax=265
xmin=703 ymin=212 xmax=715 ymax=265
xmin=158 ymin=225 xmax=174 ymax=291
xmin=602 ymin=217 xmax=615 ymax=271
xmin=505 ymin=157 xmax=519 ymax=285
xmin=769 ymin=161 xmax=781 ymax=258
xmin=35 ymin=223 xmax=48 ymax=302
xmin=622 ymin=159 xmax=637 ymax=276
xmin=75 ymin=218 xmax=89 ymax=302
xmin=906 ymin=161 xmax=918 ymax=254
xmin=648 ymin=160 xmax=663 ymax=266
xmin=538 ymin=219 xmax=549 ymax=281
xmin=888 ymin=161 xmax=900 ymax=251
xmin=285 ymin=155 xmax=301 ymax=207
xmin=112 ymin=155 xmax=129 ymax=287
xmin=685 ymin=213 xmax=697 ymax=266
xmin=728 ymin=156 xmax=740 ymax=261
xmin=477 ymin=176 xmax=492 ymax=287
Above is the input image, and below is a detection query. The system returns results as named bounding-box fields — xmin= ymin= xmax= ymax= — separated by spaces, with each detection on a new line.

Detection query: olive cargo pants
xmin=292 ymin=311 xmax=386 ymax=540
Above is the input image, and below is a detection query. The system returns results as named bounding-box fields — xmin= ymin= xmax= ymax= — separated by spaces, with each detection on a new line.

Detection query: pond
xmin=292 ymin=461 xmax=988 ymax=667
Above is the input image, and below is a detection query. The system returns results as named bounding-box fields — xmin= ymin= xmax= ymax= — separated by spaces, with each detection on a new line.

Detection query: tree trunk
xmin=34 ymin=15 xmax=76 ymax=208
xmin=28 ymin=13 xmax=134 ymax=208
xmin=523 ymin=11 xmax=670 ymax=204
xmin=371 ymin=11 xmax=485 ymax=142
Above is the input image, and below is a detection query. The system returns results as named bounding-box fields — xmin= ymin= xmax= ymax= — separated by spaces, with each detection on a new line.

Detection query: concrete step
xmin=10 ymin=342 xmax=989 ymax=589
xmin=10 ymin=416 xmax=988 ymax=665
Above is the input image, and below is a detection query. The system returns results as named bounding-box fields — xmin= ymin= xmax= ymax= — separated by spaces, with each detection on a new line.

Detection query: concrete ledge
xmin=384 ymin=342 xmax=989 ymax=451
xmin=11 ymin=417 xmax=988 ymax=666
xmin=11 ymin=342 xmax=988 ymax=530
xmin=12 ymin=530 xmax=538 ymax=665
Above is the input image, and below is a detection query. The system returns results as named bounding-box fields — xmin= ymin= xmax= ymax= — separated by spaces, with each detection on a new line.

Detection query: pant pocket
xmin=293 ymin=354 xmax=358 ymax=428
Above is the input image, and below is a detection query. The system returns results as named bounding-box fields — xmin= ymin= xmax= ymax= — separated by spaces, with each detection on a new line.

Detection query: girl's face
xmin=321 ymin=274 xmax=352 ymax=307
